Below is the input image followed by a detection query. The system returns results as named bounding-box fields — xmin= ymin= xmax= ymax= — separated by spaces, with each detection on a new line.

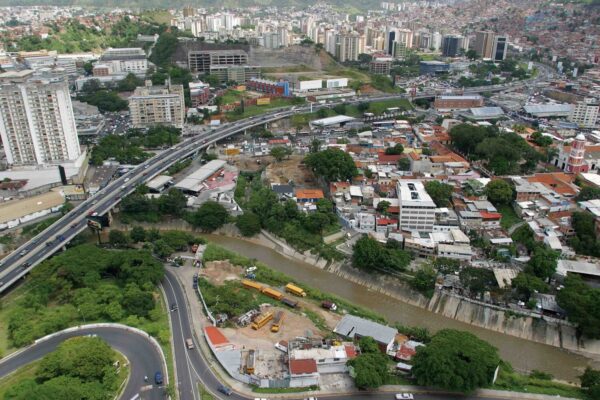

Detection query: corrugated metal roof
xmin=333 ymin=315 xmax=397 ymax=345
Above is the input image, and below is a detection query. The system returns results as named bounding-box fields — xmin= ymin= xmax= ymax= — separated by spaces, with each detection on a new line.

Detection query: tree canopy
xmin=384 ymin=143 xmax=404 ymax=155
xmin=485 ymin=180 xmax=514 ymax=205
xmin=5 ymin=337 xmax=120 ymax=400
xmin=304 ymin=148 xmax=357 ymax=182
xmin=236 ymin=212 xmax=262 ymax=237
xmin=352 ymin=236 xmax=411 ymax=272
xmin=557 ymin=274 xmax=600 ymax=339
xmin=576 ymin=186 xmax=600 ymax=202
xmin=569 ymin=211 xmax=600 ymax=257
xmin=424 ymin=180 xmax=454 ymax=207
xmin=449 ymin=124 xmax=542 ymax=175
xmin=347 ymin=336 xmax=389 ymax=389
xmin=412 ymin=329 xmax=500 ymax=392
xmin=525 ymin=246 xmax=559 ymax=280
xmin=187 ymin=201 xmax=229 ymax=232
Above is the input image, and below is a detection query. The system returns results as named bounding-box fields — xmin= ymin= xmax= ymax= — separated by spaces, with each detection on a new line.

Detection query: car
xmin=217 ymin=385 xmax=232 ymax=396
xmin=46 ymin=241 xmax=53 ymax=247
xmin=154 ymin=371 xmax=163 ymax=385
xmin=71 ymin=223 xmax=77 ymax=229
xmin=22 ymin=262 xmax=30 ymax=269
xmin=170 ymin=303 xmax=178 ymax=312
xmin=303 ymin=397 xmax=318 ymax=400
xmin=19 ymin=250 xmax=28 ymax=257
xmin=395 ymin=394 xmax=414 ymax=400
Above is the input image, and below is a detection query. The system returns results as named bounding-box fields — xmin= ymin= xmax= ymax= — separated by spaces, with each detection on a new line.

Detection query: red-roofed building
xmin=268 ymin=138 xmax=290 ymax=145
xmin=289 ymin=359 xmax=319 ymax=387
xmin=378 ymin=153 xmax=403 ymax=165
xmin=330 ymin=182 xmax=351 ymax=196
xmin=345 ymin=345 xmax=357 ymax=359
xmin=394 ymin=345 xmax=417 ymax=361
xmin=526 ymin=173 xmax=579 ymax=197
xmin=480 ymin=211 xmax=502 ymax=229
xmin=377 ymin=218 xmax=398 ymax=233
xmin=204 ymin=326 xmax=233 ymax=350
xmin=295 ymin=188 xmax=324 ymax=203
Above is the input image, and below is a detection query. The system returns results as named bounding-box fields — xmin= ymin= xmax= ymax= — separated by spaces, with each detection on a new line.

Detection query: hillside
xmin=3 ymin=0 xmax=384 ymax=10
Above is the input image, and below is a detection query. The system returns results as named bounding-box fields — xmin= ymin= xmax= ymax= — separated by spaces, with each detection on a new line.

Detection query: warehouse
xmin=333 ymin=315 xmax=397 ymax=353
xmin=174 ymin=159 xmax=227 ymax=194
xmin=146 ymin=175 xmax=173 ymax=193
xmin=310 ymin=115 xmax=356 ymax=128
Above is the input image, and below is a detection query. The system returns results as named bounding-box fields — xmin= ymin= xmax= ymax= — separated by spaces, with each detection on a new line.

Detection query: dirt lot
xmin=233 ymin=155 xmax=271 ymax=172
xmin=265 ymin=155 xmax=316 ymax=186
xmin=200 ymin=260 xmax=242 ymax=285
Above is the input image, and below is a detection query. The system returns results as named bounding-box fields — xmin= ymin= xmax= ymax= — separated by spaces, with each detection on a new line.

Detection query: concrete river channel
xmin=201 ymin=234 xmax=596 ymax=381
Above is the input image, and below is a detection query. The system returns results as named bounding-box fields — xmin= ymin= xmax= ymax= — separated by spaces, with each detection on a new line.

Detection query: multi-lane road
xmin=0 ymin=325 xmax=166 ymax=400
xmin=0 ymin=64 xmax=554 ymax=294
xmin=0 ymin=67 xmax=555 ymax=400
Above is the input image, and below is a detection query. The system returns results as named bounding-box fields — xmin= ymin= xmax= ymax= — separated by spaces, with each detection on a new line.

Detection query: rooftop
xmin=311 ymin=115 xmax=356 ymax=127
xmin=333 ymin=315 xmax=397 ymax=345
xmin=397 ymin=181 xmax=436 ymax=207
xmin=289 ymin=359 xmax=318 ymax=375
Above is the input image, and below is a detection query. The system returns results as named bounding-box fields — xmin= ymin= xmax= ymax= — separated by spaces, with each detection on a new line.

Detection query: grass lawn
xmin=367 ymin=98 xmax=413 ymax=114
xmin=226 ymin=98 xmax=305 ymax=121
xmin=498 ymin=205 xmax=522 ymax=230
xmin=492 ymin=365 xmax=584 ymax=399
xmin=198 ymin=383 xmax=215 ymax=400
xmin=140 ymin=10 xmax=172 ymax=25
xmin=262 ymin=65 xmax=315 ymax=74
xmin=21 ymin=216 xmax=61 ymax=238
xmin=219 ymin=89 xmax=247 ymax=105
xmin=0 ymin=282 xmax=30 ymax=356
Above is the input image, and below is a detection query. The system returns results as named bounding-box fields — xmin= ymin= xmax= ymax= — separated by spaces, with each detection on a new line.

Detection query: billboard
xmin=256 ymin=97 xmax=271 ymax=105
xmin=298 ymin=80 xmax=323 ymax=91
xmin=326 ymin=78 xmax=349 ymax=88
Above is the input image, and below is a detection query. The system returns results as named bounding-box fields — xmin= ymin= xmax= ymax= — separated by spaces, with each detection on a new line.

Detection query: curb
xmin=160 ymin=283 xmax=178 ymax=399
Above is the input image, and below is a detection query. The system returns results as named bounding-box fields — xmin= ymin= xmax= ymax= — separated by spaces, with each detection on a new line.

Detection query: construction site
xmin=197 ymin=258 xmax=358 ymax=390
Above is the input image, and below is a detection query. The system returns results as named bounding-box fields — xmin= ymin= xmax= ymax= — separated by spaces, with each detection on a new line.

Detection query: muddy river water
xmin=202 ymin=234 xmax=596 ymax=381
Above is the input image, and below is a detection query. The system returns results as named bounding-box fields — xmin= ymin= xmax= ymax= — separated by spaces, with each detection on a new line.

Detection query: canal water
xmin=202 ymin=234 xmax=596 ymax=381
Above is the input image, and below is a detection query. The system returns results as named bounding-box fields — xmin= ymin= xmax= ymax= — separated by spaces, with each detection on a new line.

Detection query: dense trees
xmin=77 ymin=81 xmax=128 ymax=112
xmin=424 ymin=181 xmax=454 ymax=207
xmin=557 ymin=275 xmax=600 ymax=339
xmin=412 ymin=329 xmax=500 ymax=392
xmin=449 ymin=124 xmax=542 ymax=175
xmin=485 ymin=180 xmax=514 ymax=205
xmin=511 ymin=271 xmax=548 ymax=300
xmin=5 ymin=337 xmax=120 ymax=400
xmin=347 ymin=336 xmax=390 ymax=389
xmin=580 ymin=367 xmax=600 ymax=399
xmin=525 ymin=246 xmax=559 ymax=281
xmin=352 ymin=236 xmax=411 ymax=272
xmin=410 ymin=264 xmax=437 ymax=297
xmin=120 ymin=187 xmax=187 ymax=222
xmin=270 ymin=146 xmax=292 ymax=162
xmin=569 ymin=211 xmax=600 ymax=257
xmin=577 ymin=186 xmax=600 ymax=202
xmin=6 ymin=245 xmax=163 ymax=347
xmin=235 ymin=212 xmax=262 ymax=237
xmin=384 ymin=143 xmax=404 ymax=155
xmin=187 ymin=201 xmax=230 ymax=232
xmin=240 ymin=178 xmax=340 ymax=258
xmin=304 ymin=148 xmax=358 ymax=182
xmin=149 ymin=32 xmax=178 ymax=67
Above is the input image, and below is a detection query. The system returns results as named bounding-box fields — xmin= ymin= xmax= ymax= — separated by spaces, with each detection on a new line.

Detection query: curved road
xmin=0 ymin=325 xmax=166 ymax=400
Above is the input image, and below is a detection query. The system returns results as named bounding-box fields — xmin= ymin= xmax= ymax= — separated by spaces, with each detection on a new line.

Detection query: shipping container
xmin=242 ymin=279 xmax=264 ymax=291
xmin=251 ymin=311 xmax=274 ymax=330
xmin=285 ymin=283 xmax=306 ymax=297
xmin=261 ymin=287 xmax=284 ymax=300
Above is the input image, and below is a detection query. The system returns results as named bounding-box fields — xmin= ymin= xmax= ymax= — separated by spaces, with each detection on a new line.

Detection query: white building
xmin=397 ymin=181 xmax=436 ymax=232
xmin=99 ymin=47 xmax=149 ymax=75
xmin=569 ymin=98 xmax=599 ymax=128
xmin=0 ymin=70 xmax=81 ymax=166
xmin=129 ymin=81 xmax=185 ymax=128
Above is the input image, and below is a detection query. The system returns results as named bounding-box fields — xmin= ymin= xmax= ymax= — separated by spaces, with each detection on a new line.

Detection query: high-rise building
xmin=129 ymin=81 xmax=185 ymax=128
xmin=183 ymin=6 xmax=195 ymax=17
xmin=99 ymin=47 xmax=149 ymax=75
xmin=397 ymin=181 xmax=437 ymax=232
xmin=569 ymin=98 xmax=599 ymax=128
xmin=0 ymin=70 xmax=81 ymax=166
xmin=442 ymin=35 xmax=463 ymax=57
xmin=492 ymin=35 xmax=508 ymax=61
xmin=385 ymin=27 xmax=413 ymax=57
xmin=335 ymin=32 xmax=361 ymax=62
xmin=474 ymin=31 xmax=495 ymax=59
xmin=187 ymin=49 xmax=248 ymax=73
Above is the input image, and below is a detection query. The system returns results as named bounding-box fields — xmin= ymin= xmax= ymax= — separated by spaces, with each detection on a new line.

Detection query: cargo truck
xmin=242 ymin=279 xmax=264 ymax=291
xmin=261 ymin=287 xmax=284 ymax=300
xmin=271 ymin=311 xmax=285 ymax=332
xmin=251 ymin=311 xmax=274 ymax=330
xmin=285 ymin=283 xmax=306 ymax=297
xmin=245 ymin=350 xmax=256 ymax=374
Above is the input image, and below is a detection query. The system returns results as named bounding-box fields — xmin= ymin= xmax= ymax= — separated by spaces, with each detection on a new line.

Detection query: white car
xmin=395 ymin=394 xmax=414 ymax=400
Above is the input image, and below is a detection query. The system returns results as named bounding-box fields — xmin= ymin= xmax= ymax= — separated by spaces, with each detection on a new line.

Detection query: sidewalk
xmin=169 ymin=262 xmax=579 ymax=400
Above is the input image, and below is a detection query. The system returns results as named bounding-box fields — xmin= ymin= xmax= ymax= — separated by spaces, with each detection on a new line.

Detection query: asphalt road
xmin=0 ymin=326 xmax=165 ymax=400
xmin=0 ymin=64 xmax=554 ymax=294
